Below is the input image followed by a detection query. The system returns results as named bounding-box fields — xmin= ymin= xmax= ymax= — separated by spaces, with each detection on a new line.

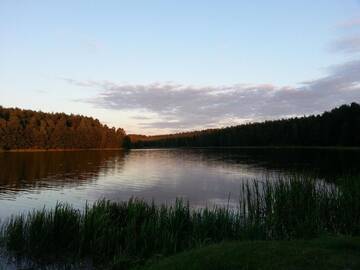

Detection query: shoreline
xmin=133 ymin=145 xmax=360 ymax=151
xmin=1 ymin=146 xmax=360 ymax=153
xmin=0 ymin=148 xmax=124 ymax=153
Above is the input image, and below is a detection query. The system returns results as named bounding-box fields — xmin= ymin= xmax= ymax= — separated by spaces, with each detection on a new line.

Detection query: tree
xmin=132 ymin=103 xmax=360 ymax=148
xmin=0 ymin=107 xmax=126 ymax=150
xmin=122 ymin=136 xmax=131 ymax=149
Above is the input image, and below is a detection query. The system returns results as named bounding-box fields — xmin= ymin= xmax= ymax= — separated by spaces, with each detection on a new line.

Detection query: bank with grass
xmin=1 ymin=175 xmax=360 ymax=269
xmin=138 ymin=236 xmax=360 ymax=270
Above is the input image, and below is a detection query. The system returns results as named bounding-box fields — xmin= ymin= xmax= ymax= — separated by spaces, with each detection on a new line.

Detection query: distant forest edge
xmin=1 ymin=103 xmax=359 ymax=150
xmin=0 ymin=107 xmax=126 ymax=150
xmin=130 ymin=103 xmax=360 ymax=148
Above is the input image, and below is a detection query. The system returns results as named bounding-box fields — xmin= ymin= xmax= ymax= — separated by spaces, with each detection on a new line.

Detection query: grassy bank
xmin=139 ymin=237 xmax=360 ymax=270
xmin=1 ymin=175 xmax=360 ymax=269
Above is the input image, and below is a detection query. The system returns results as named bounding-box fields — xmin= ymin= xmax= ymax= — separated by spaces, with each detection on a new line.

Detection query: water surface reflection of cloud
xmin=0 ymin=148 xmax=360 ymax=218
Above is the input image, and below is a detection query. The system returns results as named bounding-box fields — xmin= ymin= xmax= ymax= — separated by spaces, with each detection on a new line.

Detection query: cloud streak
xmin=69 ymin=59 xmax=360 ymax=132
xmin=333 ymin=15 xmax=360 ymax=54
xmin=332 ymin=36 xmax=360 ymax=54
xmin=338 ymin=17 xmax=360 ymax=29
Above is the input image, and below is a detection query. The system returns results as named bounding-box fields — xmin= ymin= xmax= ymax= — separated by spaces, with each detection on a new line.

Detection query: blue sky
xmin=1 ymin=0 xmax=360 ymax=134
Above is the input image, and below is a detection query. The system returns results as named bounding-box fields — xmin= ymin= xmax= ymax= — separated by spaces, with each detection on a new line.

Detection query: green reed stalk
xmin=1 ymin=175 xmax=360 ymax=269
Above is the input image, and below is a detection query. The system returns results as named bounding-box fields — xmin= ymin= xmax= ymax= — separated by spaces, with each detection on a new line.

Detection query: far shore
xmin=2 ymin=146 xmax=360 ymax=153
xmin=187 ymin=145 xmax=360 ymax=150
xmin=0 ymin=148 xmax=124 ymax=153
xmin=132 ymin=145 xmax=360 ymax=151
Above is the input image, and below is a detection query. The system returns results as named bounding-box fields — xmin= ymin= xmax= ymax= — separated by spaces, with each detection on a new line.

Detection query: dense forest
xmin=0 ymin=107 xmax=126 ymax=150
xmin=131 ymin=103 xmax=360 ymax=148
xmin=2 ymin=103 xmax=359 ymax=150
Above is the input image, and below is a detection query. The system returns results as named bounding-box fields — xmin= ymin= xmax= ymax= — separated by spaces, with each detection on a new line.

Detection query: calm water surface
xmin=0 ymin=148 xmax=359 ymax=219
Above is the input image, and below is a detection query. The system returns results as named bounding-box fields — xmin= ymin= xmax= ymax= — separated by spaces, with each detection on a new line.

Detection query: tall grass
xmin=1 ymin=175 xmax=360 ymax=269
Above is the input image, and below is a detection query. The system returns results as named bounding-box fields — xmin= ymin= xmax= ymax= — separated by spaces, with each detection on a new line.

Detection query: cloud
xmin=332 ymin=15 xmax=360 ymax=54
xmin=131 ymin=115 xmax=152 ymax=120
xmin=69 ymin=59 xmax=360 ymax=131
xmin=332 ymin=36 xmax=360 ymax=54
xmin=337 ymin=17 xmax=360 ymax=29
xmin=67 ymin=16 xmax=360 ymax=133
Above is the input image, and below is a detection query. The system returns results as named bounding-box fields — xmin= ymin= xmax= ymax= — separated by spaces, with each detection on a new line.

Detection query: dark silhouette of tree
xmin=131 ymin=103 xmax=360 ymax=148
xmin=122 ymin=135 xmax=132 ymax=149
xmin=0 ymin=106 xmax=126 ymax=150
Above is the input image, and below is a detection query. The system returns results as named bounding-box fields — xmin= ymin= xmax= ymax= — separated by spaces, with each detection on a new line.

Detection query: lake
xmin=0 ymin=148 xmax=360 ymax=219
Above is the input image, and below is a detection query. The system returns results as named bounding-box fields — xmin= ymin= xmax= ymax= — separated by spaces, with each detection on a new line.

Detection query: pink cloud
xmin=338 ymin=17 xmax=360 ymax=28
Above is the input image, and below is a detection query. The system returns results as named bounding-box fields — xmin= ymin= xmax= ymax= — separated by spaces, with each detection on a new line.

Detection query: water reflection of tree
xmin=0 ymin=150 xmax=126 ymax=191
xmin=186 ymin=148 xmax=360 ymax=180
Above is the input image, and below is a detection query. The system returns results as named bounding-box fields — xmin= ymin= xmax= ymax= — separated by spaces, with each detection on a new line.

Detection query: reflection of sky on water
xmin=0 ymin=148 xmax=359 ymax=218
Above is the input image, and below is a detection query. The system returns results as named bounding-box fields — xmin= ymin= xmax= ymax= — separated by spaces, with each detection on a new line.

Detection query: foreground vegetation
xmin=139 ymin=237 xmax=360 ymax=270
xmin=1 ymin=175 xmax=360 ymax=269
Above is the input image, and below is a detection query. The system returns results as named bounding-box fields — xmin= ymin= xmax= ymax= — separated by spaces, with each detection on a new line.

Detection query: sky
xmin=1 ymin=1 xmax=360 ymax=135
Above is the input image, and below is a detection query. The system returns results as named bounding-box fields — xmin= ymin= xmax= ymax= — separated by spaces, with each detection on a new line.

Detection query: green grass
xmin=139 ymin=237 xmax=360 ymax=270
xmin=1 ymin=175 xmax=360 ymax=269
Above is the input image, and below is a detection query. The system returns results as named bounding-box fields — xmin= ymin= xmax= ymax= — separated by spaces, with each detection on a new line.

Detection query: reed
xmin=1 ymin=175 xmax=360 ymax=269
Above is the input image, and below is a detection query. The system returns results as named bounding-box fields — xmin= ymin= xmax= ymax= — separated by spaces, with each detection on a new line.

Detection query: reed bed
xmin=1 ymin=175 xmax=360 ymax=269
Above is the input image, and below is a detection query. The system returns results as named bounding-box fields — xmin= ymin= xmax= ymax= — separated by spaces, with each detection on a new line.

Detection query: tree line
xmin=131 ymin=103 xmax=360 ymax=148
xmin=0 ymin=106 xmax=126 ymax=150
